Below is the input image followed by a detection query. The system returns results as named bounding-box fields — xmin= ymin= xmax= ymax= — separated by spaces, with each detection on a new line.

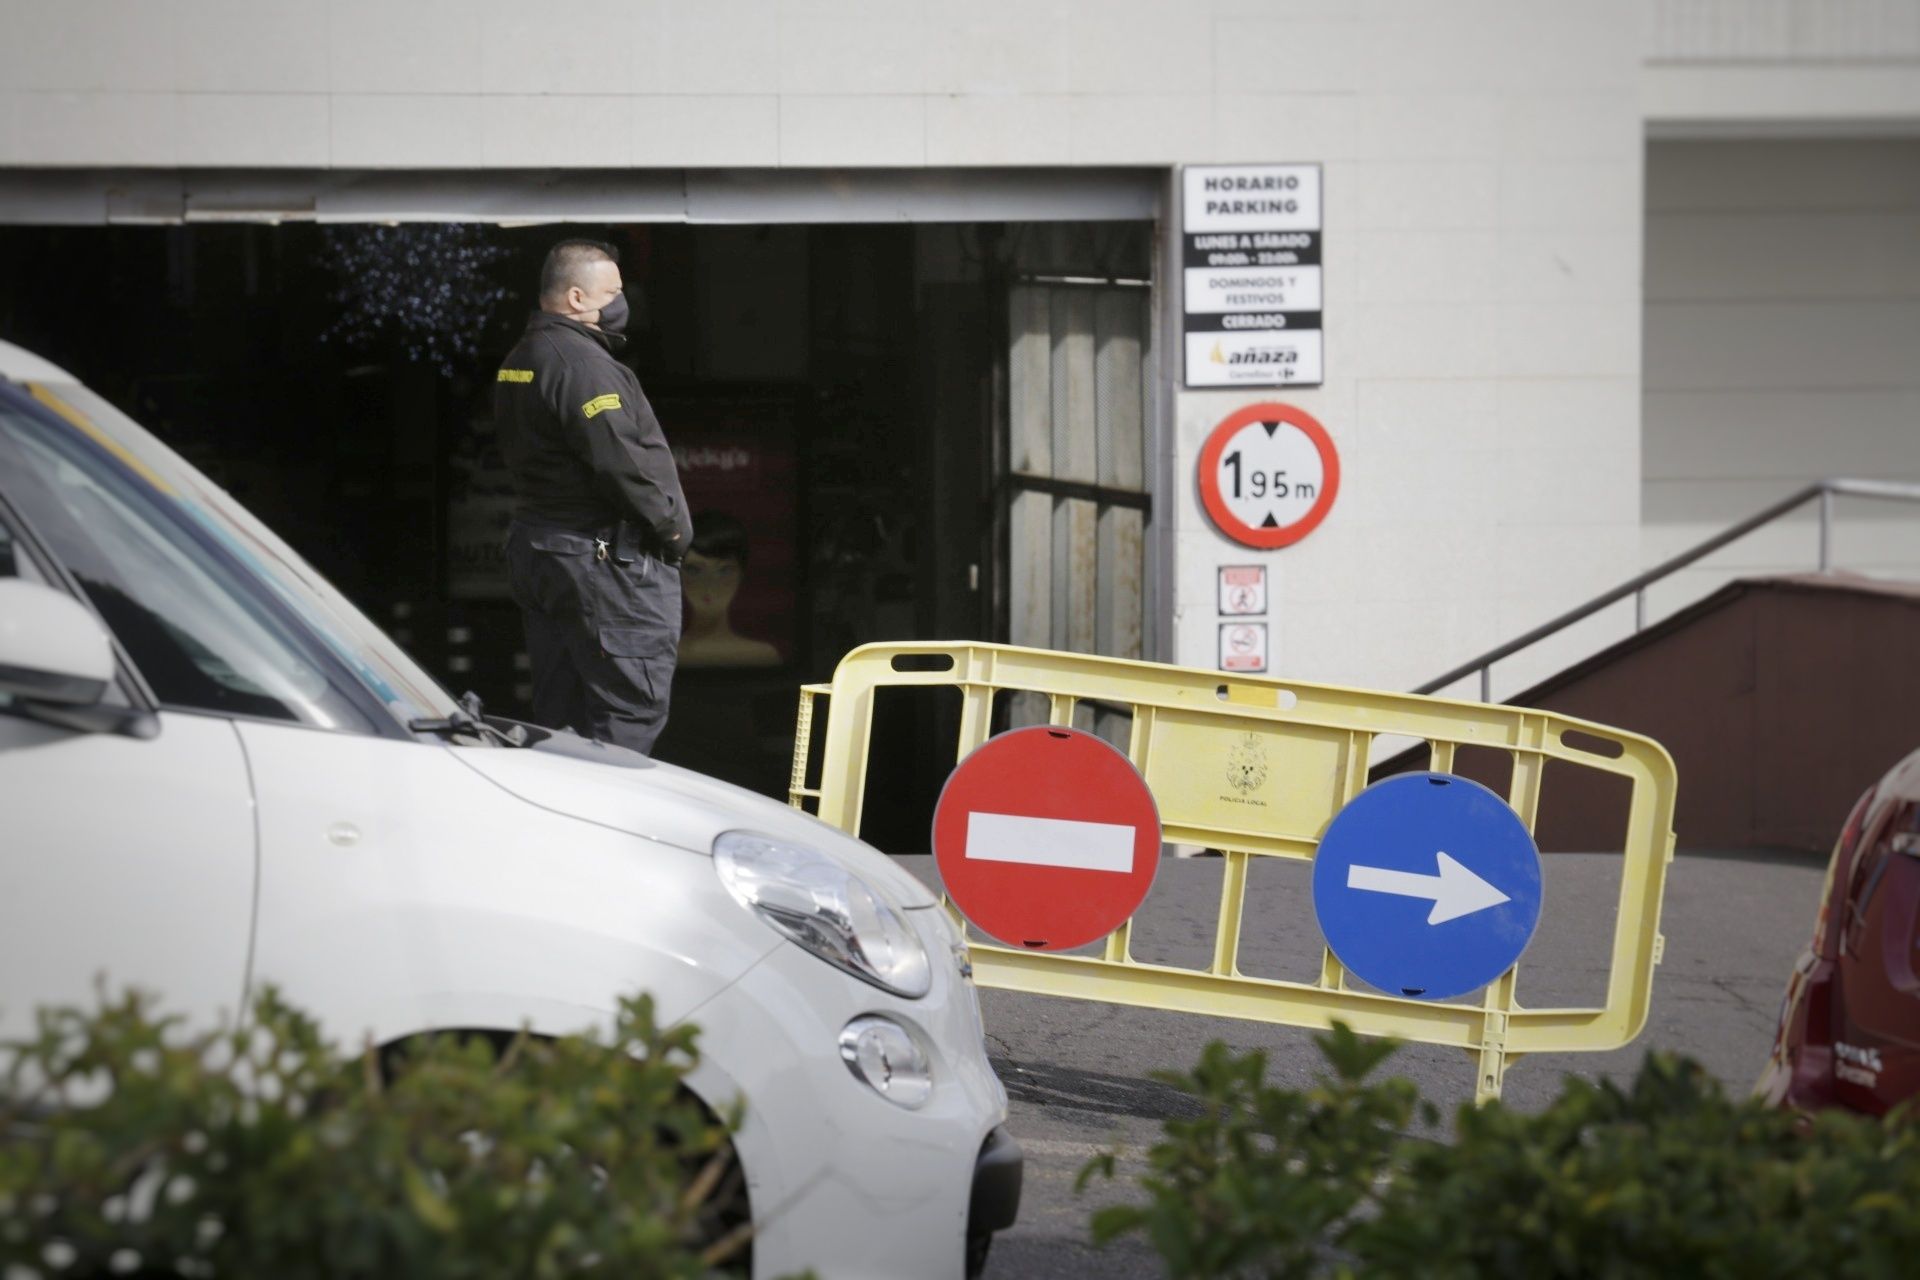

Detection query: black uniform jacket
xmin=494 ymin=311 xmax=692 ymax=559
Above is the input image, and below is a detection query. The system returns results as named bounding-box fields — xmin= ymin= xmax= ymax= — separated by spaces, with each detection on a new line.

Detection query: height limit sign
xmin=1198 ymin=402 xmax=1341 ymax=549
xmin=1182 ymin=163 xmax=1323 ymax=388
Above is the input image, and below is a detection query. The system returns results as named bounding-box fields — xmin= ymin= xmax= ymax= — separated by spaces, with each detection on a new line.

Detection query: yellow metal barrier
xmin=790 ymin=642 xmax=1678 ymax=1102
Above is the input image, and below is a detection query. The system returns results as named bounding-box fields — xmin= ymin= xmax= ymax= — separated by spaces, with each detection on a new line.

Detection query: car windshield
xmin=17 ymin=378 xmax=463 ymax=729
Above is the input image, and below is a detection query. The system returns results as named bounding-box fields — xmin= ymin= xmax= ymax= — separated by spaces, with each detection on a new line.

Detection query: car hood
xmin=450 ymin=741 xmax=938 ymax=910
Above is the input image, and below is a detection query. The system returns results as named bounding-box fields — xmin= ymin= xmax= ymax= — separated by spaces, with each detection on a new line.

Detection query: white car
xmin=0 ymin=340 xmax=1020 ymax=1279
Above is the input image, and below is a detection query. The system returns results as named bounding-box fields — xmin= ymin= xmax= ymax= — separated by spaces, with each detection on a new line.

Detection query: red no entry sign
xmin=932 ymin=726 xmax=1162 ymax=952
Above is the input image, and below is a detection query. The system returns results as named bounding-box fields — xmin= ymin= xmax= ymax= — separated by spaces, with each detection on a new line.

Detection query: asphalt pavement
xmin=897 ymin=847 xmax=1830 ymax=1280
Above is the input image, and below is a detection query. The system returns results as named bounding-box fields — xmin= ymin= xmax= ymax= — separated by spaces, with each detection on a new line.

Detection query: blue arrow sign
xmin=1310 ymin=772 xmax=1543 ymax=1002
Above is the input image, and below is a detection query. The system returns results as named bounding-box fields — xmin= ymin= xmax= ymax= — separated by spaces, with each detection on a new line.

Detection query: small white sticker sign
xmin=1219 ymin=622 xmax=1270 ymax=673
xmin=1218 ymin=565 xmax=1267 ymax=616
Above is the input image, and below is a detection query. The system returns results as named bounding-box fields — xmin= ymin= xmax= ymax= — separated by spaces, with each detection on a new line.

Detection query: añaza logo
xmin=1225 ymin=733 xmax=1270 ymax=796
xmin=1210 ymin=339 xmax=1298 ymax=367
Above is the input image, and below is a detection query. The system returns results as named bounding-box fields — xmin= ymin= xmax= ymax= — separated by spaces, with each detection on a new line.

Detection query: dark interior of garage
xmin=0 ymin=218 xmax=1152 ymax=849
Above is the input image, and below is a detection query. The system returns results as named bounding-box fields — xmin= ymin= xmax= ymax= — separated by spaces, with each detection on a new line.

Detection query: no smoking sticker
xmin=1198 ymin=402 xmax=1340 ymax=549
xmin=1218 ymin=622 xmax=1269 ymax=673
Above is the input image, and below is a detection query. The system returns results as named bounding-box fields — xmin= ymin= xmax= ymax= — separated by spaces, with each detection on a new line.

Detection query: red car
xmin=1759 ymin=747 xmax=1920 ymax=1114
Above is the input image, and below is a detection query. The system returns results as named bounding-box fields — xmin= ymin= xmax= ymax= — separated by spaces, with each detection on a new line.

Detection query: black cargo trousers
xmin=505 ymin=516 xmax=681 ymax=755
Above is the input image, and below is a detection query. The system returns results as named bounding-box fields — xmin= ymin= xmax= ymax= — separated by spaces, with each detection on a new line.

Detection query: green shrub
xmin=1081 ymin=1027 xmax=1920 ymax=1279
xmin=0 ymin=988 xmax=747 ymax=1278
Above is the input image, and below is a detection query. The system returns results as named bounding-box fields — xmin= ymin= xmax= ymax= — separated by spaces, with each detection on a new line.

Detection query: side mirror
xmin=0 ymin=579 xmax=114 ymax=707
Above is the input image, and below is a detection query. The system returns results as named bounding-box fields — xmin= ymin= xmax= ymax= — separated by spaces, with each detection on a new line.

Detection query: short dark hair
xmin=539 ymin=238 xmax=619 ymax=304
xmin=689 ymin=511 xmax=749 ymax=565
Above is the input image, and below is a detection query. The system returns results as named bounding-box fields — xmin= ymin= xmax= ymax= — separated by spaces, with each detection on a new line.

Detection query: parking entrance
xmin=0 ymin=213 xmax=1154 ymax=840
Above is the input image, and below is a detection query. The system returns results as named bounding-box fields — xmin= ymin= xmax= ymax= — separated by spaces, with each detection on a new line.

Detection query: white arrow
xmin=1346 ymin=851 xmax=1511 ymax=925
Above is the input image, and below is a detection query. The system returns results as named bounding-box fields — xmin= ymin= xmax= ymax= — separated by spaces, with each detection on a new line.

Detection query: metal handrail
xmin=1416 ymin=478 xmax=1920 ymax=700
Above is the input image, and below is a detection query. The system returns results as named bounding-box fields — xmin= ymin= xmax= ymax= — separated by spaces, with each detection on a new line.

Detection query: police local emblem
xmin=1226 ymin=733 xmax=1269 ymax=795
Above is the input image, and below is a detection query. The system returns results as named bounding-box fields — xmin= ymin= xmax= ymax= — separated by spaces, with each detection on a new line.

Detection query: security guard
xmin=495 ymin=238 xmax=691 ymax=754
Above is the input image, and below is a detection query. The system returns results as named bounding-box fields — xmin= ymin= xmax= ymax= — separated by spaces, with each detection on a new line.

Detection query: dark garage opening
xmin=0 ymin=218 xmax=1152 ymax=849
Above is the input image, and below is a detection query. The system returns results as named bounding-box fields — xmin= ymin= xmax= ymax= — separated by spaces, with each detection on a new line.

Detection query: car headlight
xmin=713 ymin=831 xmax=932 ymax=998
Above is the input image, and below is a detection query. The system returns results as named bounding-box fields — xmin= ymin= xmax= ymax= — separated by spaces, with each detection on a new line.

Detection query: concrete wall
xmin=1642 ymin=138 xmax=1920 ymax=624
xmin=0 ymin=0 xmax=1652 ymax=699
xmin=1163 ymin=4 xmax=1645 ymax=698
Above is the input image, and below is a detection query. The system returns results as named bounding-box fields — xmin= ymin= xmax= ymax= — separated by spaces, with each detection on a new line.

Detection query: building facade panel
xmin=31 ymin=0 xmax=1910 ymax=717
xmin=1642 ymin=138 xmax=1920 ymax=626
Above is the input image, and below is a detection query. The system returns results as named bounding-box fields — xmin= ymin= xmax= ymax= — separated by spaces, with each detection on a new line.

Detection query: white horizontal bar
xmin=964 ymin=812 xmax=1135 ymax=874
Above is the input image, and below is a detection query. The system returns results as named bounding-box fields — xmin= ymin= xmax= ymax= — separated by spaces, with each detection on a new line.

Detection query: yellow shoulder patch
xmin=581 ymin=393 xmax=622 ymax=419
xmin=496 ymin=368 xmax=535 ymax=383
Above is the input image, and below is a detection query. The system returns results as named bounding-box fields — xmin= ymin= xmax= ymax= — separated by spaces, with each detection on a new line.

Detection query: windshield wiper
xmin=409 ymin=691 xmax=529 ymax=748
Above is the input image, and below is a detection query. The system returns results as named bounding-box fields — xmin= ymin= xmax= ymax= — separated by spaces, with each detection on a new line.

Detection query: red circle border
xmin=930 ymin=725 xmax=1164 ymax=953
xmin=1196 ymin=402 xmax=1342 ymax=550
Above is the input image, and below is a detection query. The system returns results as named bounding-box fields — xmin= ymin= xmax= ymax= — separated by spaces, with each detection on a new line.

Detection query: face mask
xmin=595 ymin=290 xmax=630 ymax=336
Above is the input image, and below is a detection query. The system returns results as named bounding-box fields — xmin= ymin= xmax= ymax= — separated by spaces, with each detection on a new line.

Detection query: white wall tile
xmin=1499 ymin=161 xmax=1639 ymax=231
xmin=1069 ymin=95 xmax=1210 ymax=164
xmin=1496 ymin=230 xmax=1639 ymax=303
xmin=0 ymin=0 xmax=178 ymax=92
xmin=779 ymin=95 xmax=925 ymax=166
xmin=926 ymin=95 xmax=1072 ymax=166
xmin=177 ymin=93 xmax=329 ymax=166
xmin=477 ymin=95 xmax=632 ymax=168
xmin=1065 ymin=0 xmax=1212 ymax=95
xmin=1342 ymin=303 xmax=1498 ymax=379
xmin=633 ymin=96 xmax=779 ymax=167
xmin=331 ymin=94 xmax=486 ymax=168
xmin=478 ymin=0 xmax=638 ymax=94
xmin=1497 ymin=301 xmax=1639 ymax=378
xmin=1490 ymin=1 xmax=1638 ymax=92
xmin=2 ymin=92 xmax=176 ymax=164
xmin=1337 ymin=441 xmax=1502 ymax=531
xmin=1497 ymin=377 xmax=1639 ymax=454
xmin=1211 ymin=95 xmax=1358 ymax=163
xmin=173 ymin=0 xmax=329 ymax=94
xmin=1500 ymin=93 xmax=1639 ymax=161
xmin=1354 ymin=95 xmax=1500 ymax=162
xmin=330 ymin=0 xmax=484 ymax=95
xmin=1352 ymin=162 xmax=1500 ymax=231
xmin=1353 ymin=11 xmax=1506 ymax=93
xmin=1213 ymin=19 xmax=1360 ymax=95
xmin=644 ymin=1 xmax=782 ymax=95
xmin=1499 ymin=445 xmax=1639 ymax=525
xmin=777 ymin=3 xmax=928 ymax=94
xmin=1354 ymin=377 xmax=1502 ymax=454
xmin=1351 ymin=230 xmax=1499 ymax=304
xmin=925 ymin=0 xmax=1071 ymax=95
